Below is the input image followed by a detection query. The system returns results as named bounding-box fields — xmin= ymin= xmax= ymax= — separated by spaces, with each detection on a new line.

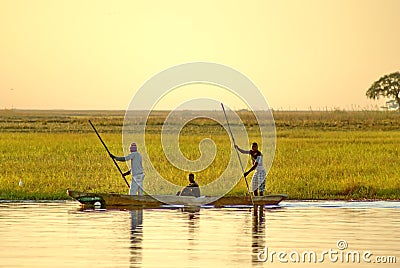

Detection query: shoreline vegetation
xmin=1 ymin=109 xmax=400 ymax=201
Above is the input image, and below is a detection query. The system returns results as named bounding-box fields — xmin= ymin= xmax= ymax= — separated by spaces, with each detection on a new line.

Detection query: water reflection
xmin=130 ymin=209 xmax=143 ymax=268
xmin=181 ymin=207 xmax=200 ymax=263
xmin=181 ymin=207 xmax=200 ymax=221
xmin=0 ymin=201 xmax=399 ymax=268
xmin=252 ymin=205 xmax=266 ymax=263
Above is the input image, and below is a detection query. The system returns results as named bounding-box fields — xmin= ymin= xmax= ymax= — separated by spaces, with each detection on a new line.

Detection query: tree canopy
xmin=366 ymin=72 xmax=400 ymax=109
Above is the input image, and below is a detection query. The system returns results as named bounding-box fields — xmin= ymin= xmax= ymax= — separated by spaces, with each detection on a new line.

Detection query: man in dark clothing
xmin=177 ymin=173 xmax=201 ymax=197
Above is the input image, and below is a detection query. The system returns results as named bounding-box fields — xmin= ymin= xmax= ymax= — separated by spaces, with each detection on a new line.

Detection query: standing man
xmin=110 ymin=143 xmax=144 ymax=195
xmin=235 ymin=142 xmax=266 ymax=196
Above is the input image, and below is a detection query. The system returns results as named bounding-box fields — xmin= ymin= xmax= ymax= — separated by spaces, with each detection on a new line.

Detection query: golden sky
xmin=1 ymin=0 xmax=399 ymax=110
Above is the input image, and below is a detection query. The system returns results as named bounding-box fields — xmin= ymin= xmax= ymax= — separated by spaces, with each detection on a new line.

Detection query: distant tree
xmin=366 ymin=72 xmax=400 ymax=110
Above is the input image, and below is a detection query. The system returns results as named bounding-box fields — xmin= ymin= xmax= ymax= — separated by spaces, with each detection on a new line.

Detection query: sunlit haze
xmin=1 ymin=0 xmax=399 ymax=110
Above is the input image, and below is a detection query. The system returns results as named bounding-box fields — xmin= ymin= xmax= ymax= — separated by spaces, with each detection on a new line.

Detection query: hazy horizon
xmin=0 ymin=106 xmax=390 ymax=112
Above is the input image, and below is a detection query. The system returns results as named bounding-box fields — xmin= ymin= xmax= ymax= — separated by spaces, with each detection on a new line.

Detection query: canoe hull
xmin=67 ymin=189 xmax=287 ymax=208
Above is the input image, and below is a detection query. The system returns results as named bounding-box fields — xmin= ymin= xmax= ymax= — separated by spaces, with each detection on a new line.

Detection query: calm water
xmin=0 ymin=201 xmax=399 ymax=268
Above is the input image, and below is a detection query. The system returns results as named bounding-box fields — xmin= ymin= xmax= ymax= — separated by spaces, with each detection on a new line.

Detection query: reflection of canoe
xmin=67 ymin=189 xmax=287 ymax=208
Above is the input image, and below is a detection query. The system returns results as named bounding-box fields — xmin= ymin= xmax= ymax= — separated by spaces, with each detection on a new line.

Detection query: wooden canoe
xmin=67 ymin=189 xmax=287 ymax=208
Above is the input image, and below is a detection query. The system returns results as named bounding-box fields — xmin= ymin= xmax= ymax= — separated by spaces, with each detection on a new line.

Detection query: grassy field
xmin=1 ymin=109 xmax=400 ymax=200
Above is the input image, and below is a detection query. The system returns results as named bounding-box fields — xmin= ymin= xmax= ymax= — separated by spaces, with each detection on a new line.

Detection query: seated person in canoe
xmin=176 ymin=173 xmax=201 ymax=197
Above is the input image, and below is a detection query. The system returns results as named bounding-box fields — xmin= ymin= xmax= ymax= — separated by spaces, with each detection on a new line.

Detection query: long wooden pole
xmin=221 ymin=103 xmax=254 ymax=205
xmin=88 ymin=120 xmax=130 ymax=188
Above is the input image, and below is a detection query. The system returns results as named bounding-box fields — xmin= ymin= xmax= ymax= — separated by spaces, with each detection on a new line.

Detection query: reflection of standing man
xmin=110 ymin=143 xmax=144 ymax=195
xmin=252 ymin=205 xmax=265 ymax=263
xmin=235 ymin=142 xmax=266 ymax=196
xmin=130 ymin=209 xmax=143 ymax=265
xmin=130 ymin=209 xmax=143 ymax=231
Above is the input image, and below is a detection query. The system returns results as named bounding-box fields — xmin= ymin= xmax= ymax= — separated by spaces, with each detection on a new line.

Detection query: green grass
xmin=1 ymin=109 xmax=399 ymax=200
xmin=268 ymin=129 xmax=400 ymax=199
